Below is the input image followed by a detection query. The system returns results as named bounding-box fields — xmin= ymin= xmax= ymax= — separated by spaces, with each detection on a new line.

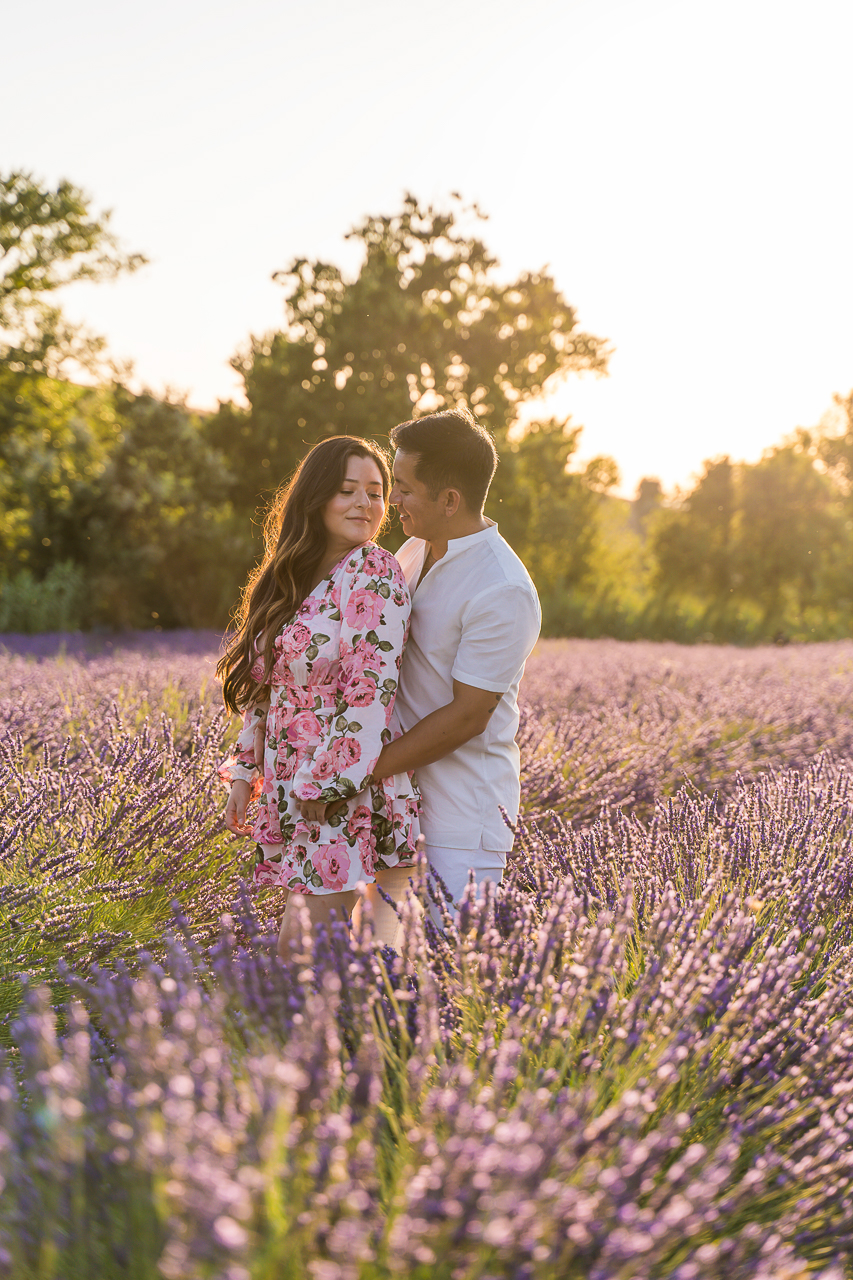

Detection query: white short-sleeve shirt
xmin=393 ymin=523 xmax=541 ymax=851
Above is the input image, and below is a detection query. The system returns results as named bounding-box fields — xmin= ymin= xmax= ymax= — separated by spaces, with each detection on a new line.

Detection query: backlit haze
xmin=6 ymin=0 xmax=853 ymax=496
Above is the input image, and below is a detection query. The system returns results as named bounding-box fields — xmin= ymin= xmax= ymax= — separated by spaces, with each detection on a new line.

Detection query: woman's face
xmin=321 ymin=454 xmax=386 ymax=554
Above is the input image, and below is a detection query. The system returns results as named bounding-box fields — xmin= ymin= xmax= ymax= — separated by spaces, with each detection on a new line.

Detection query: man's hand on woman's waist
xmin=373 ymin=680 xmax=504 ymax=781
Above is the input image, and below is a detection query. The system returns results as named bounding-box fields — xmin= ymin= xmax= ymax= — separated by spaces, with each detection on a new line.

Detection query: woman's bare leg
xmin=352 ymin=866 xmax=419 ymax=949
xmin=277 ymin=890 xmax=359 ymax=960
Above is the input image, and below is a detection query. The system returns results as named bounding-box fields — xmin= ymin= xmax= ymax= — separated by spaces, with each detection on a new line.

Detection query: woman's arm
xmin=218 ymin=702 xmax=266 ymax=785
xmin=252 ymin=701 xmax=270 ymax=767
xmin=219 ymin=697 xmax=270 ymax=832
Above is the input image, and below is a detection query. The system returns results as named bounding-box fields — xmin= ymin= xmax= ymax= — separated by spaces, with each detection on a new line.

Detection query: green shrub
xmin=0 ymin=560 xmax=90 ymax=632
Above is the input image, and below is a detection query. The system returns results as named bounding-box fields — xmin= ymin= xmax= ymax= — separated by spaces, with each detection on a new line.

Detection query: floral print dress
xmin=220 ymin=543 xmax=420 ymax=894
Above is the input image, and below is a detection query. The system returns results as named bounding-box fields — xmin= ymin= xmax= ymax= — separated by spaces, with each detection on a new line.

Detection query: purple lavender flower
xmin=1 ymin=634 xmax=853 ymax=1275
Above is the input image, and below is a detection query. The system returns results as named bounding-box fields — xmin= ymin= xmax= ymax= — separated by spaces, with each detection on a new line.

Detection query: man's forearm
xmin=375 ymin=700 xmax=487 ymax=779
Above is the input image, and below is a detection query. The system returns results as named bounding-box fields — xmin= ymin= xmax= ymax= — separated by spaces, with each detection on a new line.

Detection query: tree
xmin=819 ymin=389 xmax=853 ymax=496
xmin=210 ymin=193 xmax=609 ymax=509
xmin=651 ymin=457 xmax=736 ymax=606
xmin=0 ymin=374 xmax=247 ymax=628
xmin=650 ymin=441 xmax=845 ymax=629
xmin=0 ymin=170 xmax=146 ymax=374
xmin=0 ymin=373 xmax=118 ymax=578
xmin=737 ymin=438 xmax=839 ymax=624
xmin=631 ymin=476 xmax=664 ymax=535
xmin=82 ymin=388 xmax=248 ymax=627
xmin=816 ymin=390 xmax=853 ymax=617
xmin=486 ymin=418 xmax=612 ymax=596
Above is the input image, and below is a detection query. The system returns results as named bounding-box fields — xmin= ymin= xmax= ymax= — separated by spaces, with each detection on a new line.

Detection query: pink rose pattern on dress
xmin=220 ymin=543 xmax=420 ymax=895
xmin=310 ymin=750 xmax=337 ymax=781
xmin=361 ymin=546 xmax=388 ymax=577
xmin=330 ymin=735 xmax=361 ymax=772
xmin=280 ymin=620 xmax=313 ymax=661
xmin=286 ymin=710 xmax=322 ymax=753
xmin=344 ymin=676 xmax=377 ymax=708
xmin=344 ymin=587 xmax=385 ymax=633
xmin=314 ymin=842 xmax=351 ymax=892
xmin=254 ymin=858 xmax=283 ymax=887
xmin=346 ymin=804 xmax=372 ymax=838
xmin=358 ymin=831 xmax=380 ymax=878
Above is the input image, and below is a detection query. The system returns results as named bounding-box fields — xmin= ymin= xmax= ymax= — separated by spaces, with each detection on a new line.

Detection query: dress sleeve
xmin=217 ymin=702 xmax=267 ymax=793
xmin=291 ymin=547 xmax=411 ymax=804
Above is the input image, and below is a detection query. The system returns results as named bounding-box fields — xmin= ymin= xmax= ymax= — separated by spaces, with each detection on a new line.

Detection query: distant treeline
xmin=2 ymin=173 xmax=852 ymax=642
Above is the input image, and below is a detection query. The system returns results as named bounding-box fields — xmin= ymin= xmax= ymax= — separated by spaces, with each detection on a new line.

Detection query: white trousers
xmin=358 ymin=843 xmax=507 ymax=947
xmin=422 ymin=842 xmax=507 ymax=919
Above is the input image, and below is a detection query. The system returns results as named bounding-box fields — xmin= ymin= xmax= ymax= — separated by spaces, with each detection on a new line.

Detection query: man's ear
xmin=442 ymin=488 xmax=463 ymax=517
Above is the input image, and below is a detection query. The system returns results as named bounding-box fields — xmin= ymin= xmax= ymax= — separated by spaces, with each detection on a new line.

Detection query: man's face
xmin=390 ymin=449 xmax=445 ymax=542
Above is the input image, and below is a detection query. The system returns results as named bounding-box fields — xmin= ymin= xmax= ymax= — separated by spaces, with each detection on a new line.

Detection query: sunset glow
xmin=7 ymin=0 xmax=853 ymax=494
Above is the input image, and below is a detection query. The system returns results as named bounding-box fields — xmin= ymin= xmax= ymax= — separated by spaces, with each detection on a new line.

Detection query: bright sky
xmin=6 ymin=0 xmax=853 ymax=495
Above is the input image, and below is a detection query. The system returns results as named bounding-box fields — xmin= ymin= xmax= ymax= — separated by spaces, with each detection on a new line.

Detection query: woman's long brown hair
xmin=217 ymin=436 xmax=391 ymax=715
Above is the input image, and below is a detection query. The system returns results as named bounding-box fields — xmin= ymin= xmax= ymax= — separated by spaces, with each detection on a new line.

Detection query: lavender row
xmin=2 ymin=781 xmax=853 ymax=1275
xmin=4 ymin=637 xmax=853 ymax=820
xmin=2 ymin=639 xmax=853 ymax=1276
xmin=0 ymin=706 xmax=253 ymax=1028
xmin=0 ymin=644 xmax=223 ymax=769
xmin=519 ymin=638 xmax=853 ymax=823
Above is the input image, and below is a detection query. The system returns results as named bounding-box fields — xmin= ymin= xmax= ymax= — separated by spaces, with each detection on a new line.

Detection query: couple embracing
xmin=219 ymin=407 xmax=541 ymax=956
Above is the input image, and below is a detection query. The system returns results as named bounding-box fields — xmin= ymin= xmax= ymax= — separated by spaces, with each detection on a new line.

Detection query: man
xmin=364 ymin=406 xmax=541 ymax=933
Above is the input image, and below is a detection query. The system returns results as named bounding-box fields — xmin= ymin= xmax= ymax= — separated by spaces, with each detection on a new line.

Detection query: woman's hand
xmin=225 ymin=779 xmax=254 ymax=836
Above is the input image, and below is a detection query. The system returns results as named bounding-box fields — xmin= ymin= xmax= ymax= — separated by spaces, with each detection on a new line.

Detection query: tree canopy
xmin=4 ymin=174 xmax=853 ymax=644
xmin=820 ymin=390 xmax=853 ymax=496
xmin=0 ymin=170 xmax=146 ymax=374
xmin=212 ymin=193 xmax=610 ymax=506
xmin=650 ymin=436 xmax=846 ymax=628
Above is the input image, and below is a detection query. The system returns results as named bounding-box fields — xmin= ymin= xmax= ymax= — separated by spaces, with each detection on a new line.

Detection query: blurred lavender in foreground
xmin=1 ymin=637 xmax=853 ymax=1278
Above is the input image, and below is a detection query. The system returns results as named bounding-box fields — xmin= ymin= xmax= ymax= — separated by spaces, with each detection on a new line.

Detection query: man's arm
xmin=373 ymin=679 xmax=502 ymax=780
xmin=293 ymin=680 xmax=499 ymax=819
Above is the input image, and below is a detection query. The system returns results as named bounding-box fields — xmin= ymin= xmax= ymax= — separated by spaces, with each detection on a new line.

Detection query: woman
xmin=217 ymin=436 xmax=420 ymax=956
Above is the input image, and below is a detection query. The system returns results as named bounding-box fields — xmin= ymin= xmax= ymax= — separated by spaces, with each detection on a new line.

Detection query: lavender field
xmin=3 ymin=634 xmax=853 ymax=1279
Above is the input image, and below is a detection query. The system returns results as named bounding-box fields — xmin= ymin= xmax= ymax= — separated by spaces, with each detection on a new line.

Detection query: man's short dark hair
xmin=390 ymin=407 xmax=498 ymax=512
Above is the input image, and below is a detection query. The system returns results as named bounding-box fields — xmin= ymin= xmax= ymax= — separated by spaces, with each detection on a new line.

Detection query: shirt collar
xmin=434 ymin=519 xmax=498 ymax=566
